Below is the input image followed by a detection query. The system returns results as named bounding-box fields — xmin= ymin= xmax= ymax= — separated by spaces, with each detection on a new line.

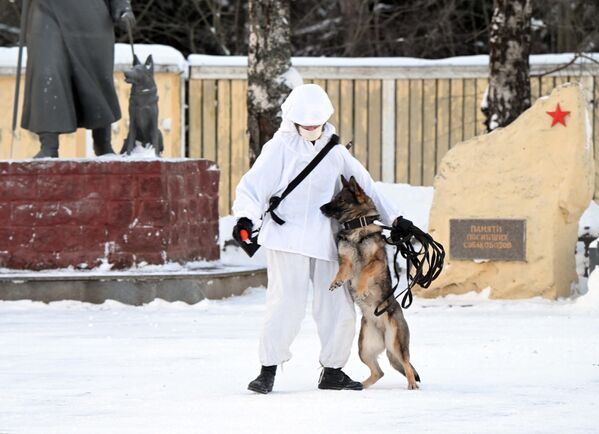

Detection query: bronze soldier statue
xmin=21 ymin=0 xmax=136 ymax=158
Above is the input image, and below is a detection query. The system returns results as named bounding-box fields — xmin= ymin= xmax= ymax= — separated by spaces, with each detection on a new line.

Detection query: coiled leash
xmin=374 ymin=216 xmax=445 ymax=316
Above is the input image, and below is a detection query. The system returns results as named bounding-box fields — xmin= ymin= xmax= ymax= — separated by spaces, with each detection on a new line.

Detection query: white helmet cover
xmin=281 ymin=84 xmax=334 ymax=126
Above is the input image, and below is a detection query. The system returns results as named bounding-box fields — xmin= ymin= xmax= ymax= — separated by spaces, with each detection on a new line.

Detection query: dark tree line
xmin=1 ymin=0 xmax=595 ymax=155
xmin=1 ymin=0 xmax=598 ymax=58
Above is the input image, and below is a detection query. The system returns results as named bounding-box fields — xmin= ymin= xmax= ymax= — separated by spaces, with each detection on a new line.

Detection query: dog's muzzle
xmin=320 ymin=202 xmax=334 ymax=217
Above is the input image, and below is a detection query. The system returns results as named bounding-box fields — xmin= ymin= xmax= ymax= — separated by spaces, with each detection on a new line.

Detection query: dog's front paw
xmin=329 ymin=280 xmax=344 ymax=291
xmin=355 ymin=284 xmax=370 ymax=298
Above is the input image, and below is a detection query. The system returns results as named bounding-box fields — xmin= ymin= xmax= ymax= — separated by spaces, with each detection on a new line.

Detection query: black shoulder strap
xmin=267 ymin=134 xmax=340 ymax=225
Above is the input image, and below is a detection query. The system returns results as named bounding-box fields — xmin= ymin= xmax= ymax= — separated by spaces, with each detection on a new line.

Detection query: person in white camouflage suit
xmin=232 ymin=84 xmax=394 ymax=394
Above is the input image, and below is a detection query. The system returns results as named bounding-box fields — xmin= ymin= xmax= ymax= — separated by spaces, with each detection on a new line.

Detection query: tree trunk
xmin=484 ymin=0 xmax=532 ymax=132
xmin=339 ymin=0 xmax=369 ymax=56
xmin=247 ymin=0 xmax=292 ymax=164
xmin=557 ymin=1 xmax=577 ymax=52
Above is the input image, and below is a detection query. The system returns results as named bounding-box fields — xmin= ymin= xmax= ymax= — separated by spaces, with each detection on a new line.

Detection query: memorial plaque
xmin=450 ymin=219 xmax=526 ymax=261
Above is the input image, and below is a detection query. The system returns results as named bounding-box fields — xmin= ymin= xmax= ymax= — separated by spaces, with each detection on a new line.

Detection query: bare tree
xmin=247 ymin=0 xmax=292 ymax=163
xmin=484 ymin=0 xmax=532 ymax=132
xmin=0 ymin=1 xmax=21 ymax=47
xmin=3 ymin=0 xmax=599 ymax=58
xmin=339 ymin=0 xmax=370 ymax=56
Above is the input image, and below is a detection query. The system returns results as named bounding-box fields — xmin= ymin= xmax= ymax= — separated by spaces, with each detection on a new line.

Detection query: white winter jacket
xmin=232 ymin=86 xmax=395 ymax=262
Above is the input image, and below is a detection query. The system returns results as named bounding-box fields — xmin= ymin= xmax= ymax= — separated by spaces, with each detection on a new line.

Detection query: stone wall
xmin=0 ymin=160 xmax=219 ymax=270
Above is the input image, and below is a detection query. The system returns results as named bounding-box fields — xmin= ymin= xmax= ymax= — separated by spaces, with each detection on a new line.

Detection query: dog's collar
xmin=131 ymin=86 xmax=158 ymax=96
xmin=342 ymin=214 xmax=380 ymax=230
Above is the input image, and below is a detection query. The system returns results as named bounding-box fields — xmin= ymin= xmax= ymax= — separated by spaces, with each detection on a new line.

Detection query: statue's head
xmin=124 ymin=55 xmax=155 ymax=90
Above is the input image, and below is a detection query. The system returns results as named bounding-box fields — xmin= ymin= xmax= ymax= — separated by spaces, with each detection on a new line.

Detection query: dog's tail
xmin=386 ymin=350 xmax=421 ymax=382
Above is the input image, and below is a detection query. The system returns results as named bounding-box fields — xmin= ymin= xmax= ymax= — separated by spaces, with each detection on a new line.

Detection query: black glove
xmin=232 ymin=217 xmax=254 ymax=243
xmin=114 ymin=5 xmax=136 ymax=31
xmin=390 ymin=216 xmax=415 ymax=243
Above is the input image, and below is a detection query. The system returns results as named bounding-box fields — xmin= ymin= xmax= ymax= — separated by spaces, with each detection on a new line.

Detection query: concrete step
xmin=0 ymin=266 xmax=267 ymax=305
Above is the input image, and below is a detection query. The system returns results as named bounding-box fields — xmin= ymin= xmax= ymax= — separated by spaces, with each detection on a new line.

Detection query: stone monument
xmin=416 ymin=83 xmax=595 ymax=299
xmin=0 ymin=160 xmax=220 ymax=270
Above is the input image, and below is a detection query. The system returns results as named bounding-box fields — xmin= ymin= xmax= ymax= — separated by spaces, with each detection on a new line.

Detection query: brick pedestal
xmin=0 ymin=159 xmax=219 ymax=270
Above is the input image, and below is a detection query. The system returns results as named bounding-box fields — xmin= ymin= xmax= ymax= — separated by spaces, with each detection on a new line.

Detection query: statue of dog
xmin=121 ymin=55 xmax=164 ymax=156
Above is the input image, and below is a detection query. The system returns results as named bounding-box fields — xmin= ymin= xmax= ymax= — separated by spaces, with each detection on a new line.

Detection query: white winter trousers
xmin=260 ymin=249 xmax=357 ymax=368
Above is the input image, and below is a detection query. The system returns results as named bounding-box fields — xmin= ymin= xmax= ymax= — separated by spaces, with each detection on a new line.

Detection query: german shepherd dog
xmin=320 ymin=176 xmax=420 ymax=389
xmin=121 ymin=55 xmax=164 ymax=156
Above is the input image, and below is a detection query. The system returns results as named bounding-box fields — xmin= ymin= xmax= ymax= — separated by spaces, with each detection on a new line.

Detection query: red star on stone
xmin=546 ymin=103 xmax=570 ymax=127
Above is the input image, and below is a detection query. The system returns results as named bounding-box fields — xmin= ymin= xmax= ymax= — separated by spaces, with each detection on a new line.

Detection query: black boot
xmin=318 ymin=367 xmax=363 ymax=391
xmin=248 ymin=365 xmax=276 ymax=394
xmin=33 ymin=133 xmax=59 ymax=158
xmin=92 ymin=126 xmax=115 ymax=156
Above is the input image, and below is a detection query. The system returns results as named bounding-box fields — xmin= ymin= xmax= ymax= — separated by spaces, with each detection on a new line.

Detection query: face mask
xmin=298 ymin=125 xmax=323 ymax=141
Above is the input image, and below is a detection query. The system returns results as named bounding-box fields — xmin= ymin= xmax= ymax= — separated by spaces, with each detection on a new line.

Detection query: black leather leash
xmin=267 ymin=134 xmax=341 ymax=225
xmin=374 ymin=216 xmax=445 ymax=316
xmin=126 ymin=18 xmax=137 ymax=62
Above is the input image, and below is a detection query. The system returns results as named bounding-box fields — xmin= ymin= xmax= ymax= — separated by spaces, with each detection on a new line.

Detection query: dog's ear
xmin=145 ymin=55 xmax=154 ymax=72
xmin=133 ymin=55 xmax=141 ymax=66
xmin=349 ymin=176 xmax=366 ymax=203
xmin=340 ymin=175 xmax=349 ymax=188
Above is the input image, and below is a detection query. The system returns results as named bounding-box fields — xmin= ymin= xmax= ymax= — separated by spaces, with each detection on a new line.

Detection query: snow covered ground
xmin=1 ymin=287 xmax=599 ymax=434
xmin=1 ymin=183 xmax=598 ymax=433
